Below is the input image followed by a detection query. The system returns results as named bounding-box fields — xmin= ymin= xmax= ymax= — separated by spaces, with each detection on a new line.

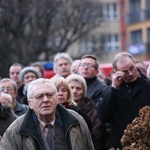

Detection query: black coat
xmin=0 ymin=103 xmax=17 ymax=136
xmin=85 ymin=76 xmax=106 ymax=104
xmin=97 ymin=73 xmax=150 ymax=149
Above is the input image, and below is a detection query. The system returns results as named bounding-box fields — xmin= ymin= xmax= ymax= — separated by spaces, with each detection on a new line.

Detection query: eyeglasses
xmin=79 ymin=63 xmax=96 ymax=69
xmin=32 ymin=92 xmax=55 ymax=101
xmin=0 ymin=86 xmax=14 ymax=92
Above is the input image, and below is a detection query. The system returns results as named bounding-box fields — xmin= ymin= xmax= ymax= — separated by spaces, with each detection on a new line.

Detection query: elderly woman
xmin=18 ymin=66 xmax=40 ymax=105
xmin=50 ymin=76 xmax=92 ymax=133
xmin=66 ymin=74 xmax=102 ymax=150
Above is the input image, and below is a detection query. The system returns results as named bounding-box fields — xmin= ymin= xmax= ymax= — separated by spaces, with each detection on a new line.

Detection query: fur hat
xmin=66 ymin=74 xmax=87 ymax=97
xmin=19 ymin=66 xmax=40 ymax=82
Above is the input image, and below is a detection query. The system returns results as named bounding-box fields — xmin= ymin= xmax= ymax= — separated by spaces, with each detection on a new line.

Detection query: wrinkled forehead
xmin=116 ymin=57 xmax=135 ymax=71
xmin=0 ymin=81 xmax=14 ymax=87
xmin=30 ymin=82 xmax=56 ymax=95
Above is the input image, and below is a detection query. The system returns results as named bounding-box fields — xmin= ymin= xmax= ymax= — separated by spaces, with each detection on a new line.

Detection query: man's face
xmin=28 ymin=83 xmax=58 ymax=119
xmin=9 ymin=66 xmax=22 ymax=84
xmin=68 ymin=81 xmax=83 ymax=103
xmin=116 ymin=57 xmax=139 ymax=83
xmin=56 ymin=58 xmax=71 ymax=78
xmin=0 ymin=81 xmax=17 ymax=101
xmin=78 ymin=58 xmax=98 ymax=78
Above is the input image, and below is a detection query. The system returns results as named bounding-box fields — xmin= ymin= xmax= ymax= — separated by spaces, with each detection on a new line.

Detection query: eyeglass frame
xmin=0 ymin=86 xmax=14 ymax=92
xmin=79 ymin=63 xmax=96 ymax=69
xmin=30 ymin=92 xmax=56 ymax=101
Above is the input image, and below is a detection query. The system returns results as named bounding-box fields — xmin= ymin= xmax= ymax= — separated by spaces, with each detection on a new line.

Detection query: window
xmin=130 ymin=30 xmax=142 ymax=44
xmin=103 ymin=34 xmax=120 ymax=52
xmin=101 ymin=3 xmax=118 ymax=21
xmin=129 ymin=0 xmax=140 ymax=14
xmin=80 ymin=36 xmax=94 ymax=53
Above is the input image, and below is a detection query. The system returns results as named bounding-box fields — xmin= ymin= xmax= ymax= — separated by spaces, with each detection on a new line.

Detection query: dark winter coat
xmin=97 ymin=73 xmax=150 ymax=149
xmin=0 ymin=103 xmax=17 ymax=136
xmin=14 ymin=101 xmax=29 ymax=116
xmin=85 ymin=76 xmax=106 ymax=104
xmin=77 ymin=97 xmax=102 ymax=150
xmin=0 ymin=104 xmax=94 ymax=150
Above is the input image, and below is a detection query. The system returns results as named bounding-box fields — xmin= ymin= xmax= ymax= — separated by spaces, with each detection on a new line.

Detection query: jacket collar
xmin=85 ymin=76 xmax=97 ymax=85
xmin=19 ymin=104 xmax=79 ymax=147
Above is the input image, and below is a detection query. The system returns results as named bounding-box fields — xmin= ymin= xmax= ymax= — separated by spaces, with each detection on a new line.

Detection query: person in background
xmin=135 ymin=60 xmax=147 ymax=78
xmin=78 ymin=54 xmax=106 ymax=104
xmin=9 ymin=63 xmax=24 ymax=103
xmin=0 ymin=92 xmax=17 ymax=138
xmin=97 ymin=52 xmax=150 ymax=149
xmin=53 ymin=53 xmax=73 ymax=78
xmin=0 ymin=78 xmax=28 ymax=116
xmin=0 ymin=78 xmax=94 ymax=150
xmin=97 ymin=69 xmax=107 ymax=85
xmin=9 ymin=63 xmax=24 ymax=89
xmin=18 ymin=66 xmax=40 ymax=104
xmin=71 ymin=59 xmax=81 ymax=74
xmin=31 ymin=62 xmax=45 ymax=78
xmin=66 ymin=74 xmax=102 ymax=150
xmin=50 ymin=76 xmax=93 ymax=133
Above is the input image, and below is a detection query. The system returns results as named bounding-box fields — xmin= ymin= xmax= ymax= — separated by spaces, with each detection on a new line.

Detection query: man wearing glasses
xmin=0 ymin=78 xmax=94 ymax=150
xmin=78 ymin=54 xmax=106 ymax=104
xmin=0 ymin=78 xmax=28 ymax=116
xmin=97 ymin=52 xmax=150 ymax=149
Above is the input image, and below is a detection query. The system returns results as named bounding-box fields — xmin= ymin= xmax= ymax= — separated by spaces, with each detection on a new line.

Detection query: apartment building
xmin=124 ymin=0 xmax=150 ymax=61
xmin=68 ymin=0 xmax=121 ymax=63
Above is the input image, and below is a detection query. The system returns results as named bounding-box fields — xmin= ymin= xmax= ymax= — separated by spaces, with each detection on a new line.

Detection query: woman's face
xmin=57 ymin=84 xmax=68 ymax=105
xmin=68 ymin=81 xmax=84 ymax=103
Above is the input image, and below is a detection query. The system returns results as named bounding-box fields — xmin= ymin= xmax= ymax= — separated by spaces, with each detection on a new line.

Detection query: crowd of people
xmin=0 ymin=52 xmax=150 ymax=150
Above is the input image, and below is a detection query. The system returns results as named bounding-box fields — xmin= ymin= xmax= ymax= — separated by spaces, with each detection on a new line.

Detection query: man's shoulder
xmin=5 ymin=115 xmax=25 ymax=133
xmin=67 ymin=109 xmax=86 ymax=124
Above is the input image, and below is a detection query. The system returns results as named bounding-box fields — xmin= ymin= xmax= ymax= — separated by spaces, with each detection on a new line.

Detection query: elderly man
xmin=53 ymin=52 xmax=73 ymax=78
xmin=97 ymin=52 xmax=150 ymax=149
xmin=0 ymin=78 xmax=28 ymax=116
xmin=0 ymin=78 xmax=94 ymax=150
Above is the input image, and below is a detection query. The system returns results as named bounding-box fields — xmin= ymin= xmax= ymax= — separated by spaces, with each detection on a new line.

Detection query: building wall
xmin=125 ymin=0 xmax=150 ymax=60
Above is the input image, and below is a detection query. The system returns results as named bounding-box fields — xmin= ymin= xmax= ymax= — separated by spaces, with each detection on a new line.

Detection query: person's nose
xmin=58 ymin=90 xmax=63 ymax=95
xmin=43 ymin=94 xmax=49 ymax=102
xmin=72 ymin=88 xmax=77 ymax=94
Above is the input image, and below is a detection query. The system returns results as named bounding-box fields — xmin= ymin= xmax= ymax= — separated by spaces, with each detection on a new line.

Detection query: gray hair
xmin=66 ymin=74 xmax=87 ymax=97
xmin=0 ymin=92 xmax=13 ymax=107
xmin=19 ymin=66 xmax=40 ymax=82
xmin=27 ymin=78 xmax=57 ymax=99
xmin=53 ymin=53 xmax=73 ymax=73
xmin=0 ymin=78 xmax=17 ymax=92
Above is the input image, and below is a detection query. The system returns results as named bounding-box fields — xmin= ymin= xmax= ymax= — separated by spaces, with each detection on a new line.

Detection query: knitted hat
xmin=19 ymin=66 xmax=40 ymax=82
xmin=66 ymin=74 xmax=87 ymax=97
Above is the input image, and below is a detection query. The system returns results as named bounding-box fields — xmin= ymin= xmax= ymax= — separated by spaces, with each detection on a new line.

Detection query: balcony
xmin=127 ymin=10 xmax=150 ymax=25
